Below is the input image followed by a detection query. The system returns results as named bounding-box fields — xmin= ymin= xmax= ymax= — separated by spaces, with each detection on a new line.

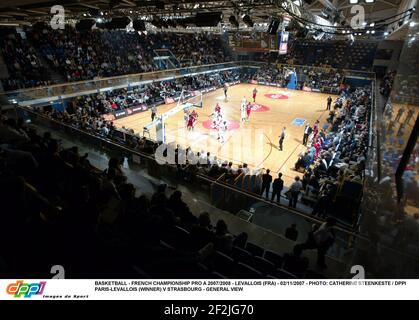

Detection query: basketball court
xmin=114 ymin=83 xmax=337 ymax=184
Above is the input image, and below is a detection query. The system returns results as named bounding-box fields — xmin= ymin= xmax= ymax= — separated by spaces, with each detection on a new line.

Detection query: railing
xmin=0 ymin=61 xmax=251 ymax=105
xmin=274 ymin=63 xmax=375 ymax=79
xmin=1 ymin=60 xmax=376 ymax=106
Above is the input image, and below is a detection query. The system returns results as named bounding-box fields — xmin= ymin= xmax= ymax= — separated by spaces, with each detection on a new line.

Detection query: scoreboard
xmin=228 ymin=32 xmax=279 ymax=52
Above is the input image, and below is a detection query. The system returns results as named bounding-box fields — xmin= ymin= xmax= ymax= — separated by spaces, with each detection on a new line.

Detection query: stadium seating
xmin=1 ymin=28 xmax=378 ymax=91
xmin=0 ymin=113 xmax=305 ymax=279
xmin=275 ymin=39 xmax=378 ymax=71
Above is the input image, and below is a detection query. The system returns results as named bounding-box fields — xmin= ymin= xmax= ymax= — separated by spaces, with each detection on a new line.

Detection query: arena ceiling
xmin=0 ymin=0 xmax=411 ymax=30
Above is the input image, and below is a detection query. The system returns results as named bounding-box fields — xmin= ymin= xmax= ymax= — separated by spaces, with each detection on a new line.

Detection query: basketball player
xmin=219 ymin=121 xmax=228 ymax=143
xmin=241 ymin=103 xmax=247 ymax=123
xmin=216 ymin=112 xmax=223 ymax=127
xmin=184 ymin=109 xmax=190 ymax=125
xmin=279 ymin=127 xmax=286 ymax=151
xmin=191 ymin=109 xmax=198 ymax=124
xmin=252 ymin=88 xmax=258 ymax=102
xmin=187 ymin=111 xmax=197 ymax=131
xmin=191 ymin=110 xmax=198 ymax=130
xmin=240 ymin=96 xmax=247 ymax=122
xmin=187 ymin=114 xmax=194 ymax=131
xmin=151 ymin=105 xmax=157 ymax=121
xmin=224 ymin=83 xmax=229 ymax=100
xmin=246 ymin=102 xmax=252 ymax=120
xmin=241 ymin=96 xmax=247 ymax=108
xmin=215 ymin=102 xmax=221 ymax=114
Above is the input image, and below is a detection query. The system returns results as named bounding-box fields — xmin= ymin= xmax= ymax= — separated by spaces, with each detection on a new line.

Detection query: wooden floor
xmin=115 ymin=83 xmax=336 ymax=185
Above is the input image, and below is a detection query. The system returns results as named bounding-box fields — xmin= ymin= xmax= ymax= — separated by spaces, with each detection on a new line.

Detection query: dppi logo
xmin=6 ymin=280 xmax=46 ymax=298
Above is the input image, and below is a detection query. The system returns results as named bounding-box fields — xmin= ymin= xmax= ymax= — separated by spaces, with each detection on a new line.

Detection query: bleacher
xmin=0 ymin=112 xmax=328 ymax=279
xmin=275 ymin=40 xmax=378 ymax=71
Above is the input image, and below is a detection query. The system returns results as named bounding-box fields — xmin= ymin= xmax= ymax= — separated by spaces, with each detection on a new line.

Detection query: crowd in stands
xmin=293 ymin=88 xmax=370 ymax=219
xmin=0 ymin=109 xmax=330 ymax=278
xmin=36 ymin=70 xmax=239 ymax=140
xmin=22 ymin=28 xmax=228 ymax=83
xmin=1 ymin=26 xmax=381 ymax=92
xmin=0 ymin=30 xmax=52 ymax=91
xmin=246 ymin=64 xmax=343 ymax=91
xmin=148 ymin=32 xmax=230 ymax=67
xmin=31 ymin=28 xmax=156 ymax=81
xmin=272 ymin=39 xmax=378 ymax=71
xmin=0 ymin=27 xmax=230 ymax=90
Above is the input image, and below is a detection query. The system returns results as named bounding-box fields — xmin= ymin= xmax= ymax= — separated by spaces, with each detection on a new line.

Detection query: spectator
xmin=260 ymin=169 xmax=272 ymax=198
xmin=296 ymin=217 xmax=336 ymax=269
xmin=214 ymin=219 xmax=234 ymax=254
xmin=271 ymin=172 xmax=284 ymax=203
xmin=283 ymin=246 xmax=309 ymax=277
xmin=190 ymin=212 xmax=214 ymax=251
xmin=285 ymin=224 xmax=299 ymax=241
xmin=288 ymin=176 xmax=302 ymax=208
xmin=168 ymin=190 xmax=196 ymax=225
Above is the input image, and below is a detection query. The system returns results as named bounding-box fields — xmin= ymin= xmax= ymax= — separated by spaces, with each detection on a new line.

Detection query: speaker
xmin=133 ymin=19 xmax=146 ymax=31
xmin=108 ymin=17 xmax=130 ymax=29
xmin=194 ymin=12 xmax=223 ymax=27
xmin=76 ymin=19 xmax=95 ymax=31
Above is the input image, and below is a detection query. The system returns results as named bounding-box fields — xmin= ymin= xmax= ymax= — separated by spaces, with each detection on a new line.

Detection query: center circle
xmin=264 ymin=93 xmax=289 ymax=100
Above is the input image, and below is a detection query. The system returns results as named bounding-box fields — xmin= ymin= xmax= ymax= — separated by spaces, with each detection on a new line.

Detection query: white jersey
xmin=218 ymin=123 xmax=227 ymax=143
xmin=241 ymin=105 xmax=247 ymax=120
xmin=216 ymin=114 xmax=223 ymax=126
xmin=241 ymin=97 xmax=247 ymax=108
